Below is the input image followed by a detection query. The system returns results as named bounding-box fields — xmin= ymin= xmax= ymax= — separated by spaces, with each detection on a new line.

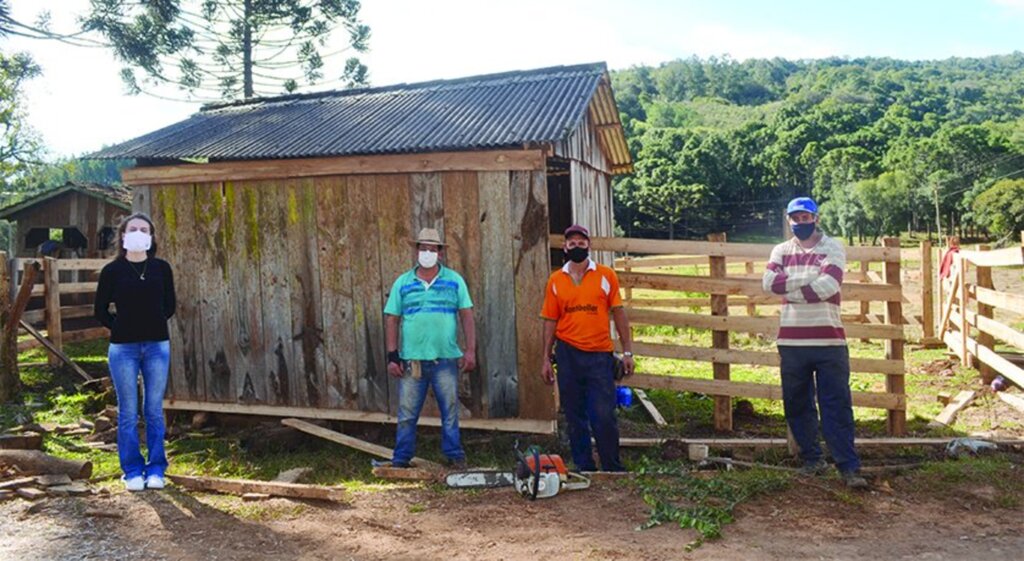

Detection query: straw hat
xmin=411 ymin=227 xmax=445 ymax=246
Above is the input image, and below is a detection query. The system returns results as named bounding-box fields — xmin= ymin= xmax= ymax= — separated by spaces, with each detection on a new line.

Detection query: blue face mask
xmin=791 ymin=222 xmax=816 ymax=241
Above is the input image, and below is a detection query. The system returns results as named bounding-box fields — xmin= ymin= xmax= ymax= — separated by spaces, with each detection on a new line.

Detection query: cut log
xmin=166 ymin=474 xmax=348 ymax=502
xmin=997 ymin=392 xmax=1024 ymax=415
xmin=15 ymin=487 xmax=47 ymax=500
xmin=0 ymin=450 xmax=93 ymax=479
xmin=0 ymin=490 xmax=14 ymax=501
xmin=0 ymin=432 xmax=43 ymax=450
xmin=371 ymin=465 xmax=439 ymax=481
xmin=281 ymin=418 xmax=443 ymax=471
xmin=929 ymin=390 xmax=977 ymax=428
xmin=242 ymin=493 xmax=271 ymax=502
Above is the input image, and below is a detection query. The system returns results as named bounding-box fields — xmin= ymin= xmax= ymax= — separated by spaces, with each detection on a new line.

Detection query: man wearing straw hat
xmin=385 ymin=227 xmax=476 ymax=469
xmin=762 ymin=197 xmax=867 ymax=489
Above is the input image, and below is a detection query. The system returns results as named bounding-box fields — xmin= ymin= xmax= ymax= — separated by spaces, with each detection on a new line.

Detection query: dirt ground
xmin=3 ymin=470 xmax=1022 ymax=561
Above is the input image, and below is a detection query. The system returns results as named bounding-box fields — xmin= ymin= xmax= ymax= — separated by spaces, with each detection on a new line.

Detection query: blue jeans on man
xmin=555 ymin=340 xmax=623 ymax=472
xmin=108 ymin=341 xmax=171 ymax=478
xmin=778 ymin=345 xmax=860 ymax=473
xmin=392 ymin=358 xmax=465 ymax=466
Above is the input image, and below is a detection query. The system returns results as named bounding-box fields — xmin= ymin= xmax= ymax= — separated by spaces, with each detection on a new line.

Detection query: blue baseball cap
xmin=786 ymin=197 xmax=818 ymax=215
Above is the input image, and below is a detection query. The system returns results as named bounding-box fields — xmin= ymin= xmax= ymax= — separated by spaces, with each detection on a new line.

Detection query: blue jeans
xmin=778 ymin=345 xmax=861 ymax=473
xmin=392 ymin=359 xmax=464 ymax=465
xmin=108 ymin=341 xmax=171 ymax=478
xmin=555 ymin=340 xmax=623 ymax=472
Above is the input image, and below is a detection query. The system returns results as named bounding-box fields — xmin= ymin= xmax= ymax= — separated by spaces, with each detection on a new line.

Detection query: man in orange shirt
xmin=540 ymin=225 xmax=635 ymax=472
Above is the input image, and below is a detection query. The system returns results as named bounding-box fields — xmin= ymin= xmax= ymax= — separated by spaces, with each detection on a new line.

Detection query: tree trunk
xmin=0 ymin=450 xmax=93 ymax=479
xmin=242 ymin=0 xmax=254 ymax=98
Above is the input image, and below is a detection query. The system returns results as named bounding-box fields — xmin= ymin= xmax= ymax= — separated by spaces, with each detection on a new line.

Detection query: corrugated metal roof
xmin=89 ymin=63 xmax=632 ymax=173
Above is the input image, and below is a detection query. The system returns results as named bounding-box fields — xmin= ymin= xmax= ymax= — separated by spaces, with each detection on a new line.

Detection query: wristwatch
xmin=622 ymin=351 xmax=634 ymax=358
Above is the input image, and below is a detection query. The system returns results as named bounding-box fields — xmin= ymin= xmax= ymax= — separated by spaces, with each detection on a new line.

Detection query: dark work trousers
xmin=555 ymin=339 xmax=624 ymax=472
xmin=778 ymin=345 xmax=861 ymax=473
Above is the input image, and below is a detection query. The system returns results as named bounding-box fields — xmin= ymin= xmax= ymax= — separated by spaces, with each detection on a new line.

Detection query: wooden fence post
xmin=920 ymin=240 xmax=936 ymax=345
xmin=975 ymin=244 xmax=995 ymax=382
xmin=882 ymin=238 xmax=906 ymax=436
xmin=0 ymin=252 xmax=18 ymax=402
xmin=43 ymin=257 xmax=63 ymax=367
xmin=708 ymin=232 xmax=731 ymax=432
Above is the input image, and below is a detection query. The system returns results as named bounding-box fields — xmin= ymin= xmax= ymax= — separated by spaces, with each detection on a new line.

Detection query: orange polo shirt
xmin=540 ymin=260 xmax=623 ymax=352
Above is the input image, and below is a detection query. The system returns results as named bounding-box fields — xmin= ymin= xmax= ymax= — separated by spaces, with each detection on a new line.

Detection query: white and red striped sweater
xmin=762 ymin=233 xmax=846 ymax=346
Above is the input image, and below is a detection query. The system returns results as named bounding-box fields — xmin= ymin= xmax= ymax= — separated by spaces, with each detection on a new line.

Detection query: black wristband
xmin=387 ymin=351 xmax=401 ymax=366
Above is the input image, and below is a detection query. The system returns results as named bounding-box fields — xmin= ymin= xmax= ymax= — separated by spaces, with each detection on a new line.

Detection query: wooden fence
xmin=940 ymin=238 xmax=1024 ymax=389
xmin=10 ymin=257 xmax=109 ymax=360
xmin=556 ymin=234 xmax=908 ymax=436
xmin=619 ymin=239 xmax=937 ymax=346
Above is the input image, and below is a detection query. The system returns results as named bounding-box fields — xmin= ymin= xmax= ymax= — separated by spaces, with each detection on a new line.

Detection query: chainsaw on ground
xmin=445 ymin=442 xmax=591 ymax=499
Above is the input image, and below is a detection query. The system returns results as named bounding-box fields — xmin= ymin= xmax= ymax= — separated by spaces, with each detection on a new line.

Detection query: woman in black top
xmin=94 ymin=213 xmax=176 ymax=492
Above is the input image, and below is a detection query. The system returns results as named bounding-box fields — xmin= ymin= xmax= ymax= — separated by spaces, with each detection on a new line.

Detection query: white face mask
xmin=418 ymin=250 xmax=439 ymax=268
xmin=123 ymin=231 xmax=152 ymax=252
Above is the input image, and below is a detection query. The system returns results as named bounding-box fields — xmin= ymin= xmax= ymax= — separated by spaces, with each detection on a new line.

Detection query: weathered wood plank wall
xmin=152 ymin=169 xmax=554 ymax=419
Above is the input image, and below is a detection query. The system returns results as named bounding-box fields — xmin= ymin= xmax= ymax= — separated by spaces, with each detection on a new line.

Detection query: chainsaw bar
xmin=445 ymin=470 xmax=516 ymax=489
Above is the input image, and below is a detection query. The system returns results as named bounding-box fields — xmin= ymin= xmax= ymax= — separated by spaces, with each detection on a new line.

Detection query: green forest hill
xmin=610 ymin=54 xmax=1024 ymax=244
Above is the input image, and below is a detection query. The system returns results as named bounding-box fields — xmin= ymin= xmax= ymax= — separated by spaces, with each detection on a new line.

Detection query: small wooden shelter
xmin=90 ymin=63 xmax=633 ymax=430
xmin=0 ymin=182 xmax=132 ymax=258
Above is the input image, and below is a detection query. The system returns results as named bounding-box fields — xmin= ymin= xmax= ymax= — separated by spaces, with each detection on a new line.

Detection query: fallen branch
xmin=0 ymin=450 xmax=92 ymax=479
xmin=166 ymin=474 xmax=348 ymax=502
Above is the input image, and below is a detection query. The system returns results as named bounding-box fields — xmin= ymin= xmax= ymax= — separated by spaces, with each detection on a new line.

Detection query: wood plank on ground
xmin=281 ymin=418 xmax=443 ymax=471
xmin=928 ymin=390 xmax=977 ymax=428
xmin=18 ymin=321 xmax=93 ymax=382
xmin=166 ymin=474 xmax=348 ymax=502
xmin=163 ymin=399 xmax=557 ymax=434
xmin=632 ymin=388 xmax=667 ymax=426
xmin=997 ymin=392 xmax=1024 ymax=415
xmin=371 ymin=465 xmax=440 ymax=481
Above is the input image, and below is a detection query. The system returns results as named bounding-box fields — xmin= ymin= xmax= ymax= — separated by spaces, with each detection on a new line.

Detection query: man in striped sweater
xmin=763 ymin=197 xmax=868 ymax=489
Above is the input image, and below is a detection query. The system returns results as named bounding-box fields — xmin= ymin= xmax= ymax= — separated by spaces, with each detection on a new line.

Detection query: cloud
xmin=992 ymin=0 xmax=1024 ymax=11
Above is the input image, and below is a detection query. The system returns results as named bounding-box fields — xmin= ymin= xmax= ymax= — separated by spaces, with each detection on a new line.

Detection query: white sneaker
xmin=145 ymin=474 xmax=165 ymax=489
xmin=123 ymin=475 xmax=145 ymax=492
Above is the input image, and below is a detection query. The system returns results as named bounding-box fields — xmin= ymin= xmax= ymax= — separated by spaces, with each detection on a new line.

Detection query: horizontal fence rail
xmin=941 ymin=237 xmax=1024 ymax=390
xmin=550 ymin=234 xmax=908 ymax=435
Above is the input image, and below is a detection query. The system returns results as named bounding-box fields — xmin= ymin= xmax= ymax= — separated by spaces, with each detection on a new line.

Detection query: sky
xmin=5 ymin=0 xmax=1024 ymax=159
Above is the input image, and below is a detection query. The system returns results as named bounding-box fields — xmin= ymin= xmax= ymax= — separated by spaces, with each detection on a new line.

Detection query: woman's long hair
xmin=116 ymin=212 xmax=159 ymax=259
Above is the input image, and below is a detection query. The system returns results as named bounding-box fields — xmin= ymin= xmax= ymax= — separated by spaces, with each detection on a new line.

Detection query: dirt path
xmin=3 ymin=477 xmax=1021 ymax=561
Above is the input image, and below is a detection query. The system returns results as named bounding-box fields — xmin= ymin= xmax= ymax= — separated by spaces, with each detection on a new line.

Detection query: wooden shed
xmin=90 ymin=63 xmax=633 ymax=432
xmin=0 ymin=182 xmax=132 ymax=259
